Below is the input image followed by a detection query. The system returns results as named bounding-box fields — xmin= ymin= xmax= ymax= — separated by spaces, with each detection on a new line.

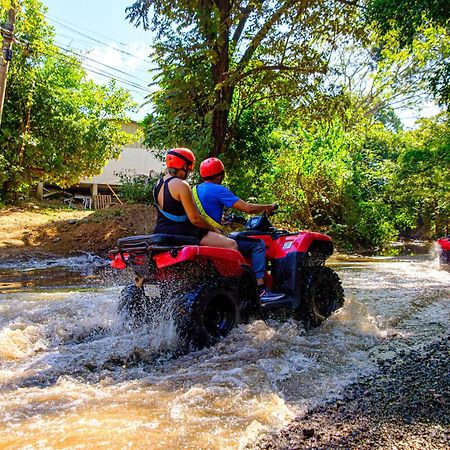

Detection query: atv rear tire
xmin=298 ymin=266 xmax=344 ymax=329
xmin=176 ymin=283 xmax=241 ymax=350
xmin=118 ymin=283 xmax=155 ymax=326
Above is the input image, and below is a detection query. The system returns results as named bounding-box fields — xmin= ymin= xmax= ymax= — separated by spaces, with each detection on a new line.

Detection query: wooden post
xmin=91 ymin=183 xmax=98 ymax=196
xmin=0 ymin=8 xmax=17 ymax=127
xmin=36 ymin=182 xmax=43 ymax=200
xmin=107 ymin=183 xmax=123 ymax=205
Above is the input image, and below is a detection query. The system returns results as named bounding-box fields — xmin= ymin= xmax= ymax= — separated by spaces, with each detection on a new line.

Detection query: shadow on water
xmin=336 ymin=239 xmax=433 ymax=259
xmin=0 ymin=254 xmax=125 ymax=293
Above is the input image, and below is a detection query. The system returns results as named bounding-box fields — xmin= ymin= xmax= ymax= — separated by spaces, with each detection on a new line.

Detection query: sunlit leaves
xmin=366 ymin=0 xmax=450 ymax=105
xmin=126 ymin=0 xmax=361 ymax=154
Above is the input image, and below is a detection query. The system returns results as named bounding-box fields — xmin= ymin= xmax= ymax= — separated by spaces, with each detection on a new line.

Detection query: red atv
xmin=109 ymin=212 xmax=344 ymax=350
xmin=437 ymin=236 xmax=450 ymax=268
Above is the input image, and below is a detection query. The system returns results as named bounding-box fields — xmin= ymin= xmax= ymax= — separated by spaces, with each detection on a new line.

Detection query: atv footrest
xmin=260 ymin=296 xmax=294 ymax=311
xmin=117 ymin=234 xmax=200 ymax=250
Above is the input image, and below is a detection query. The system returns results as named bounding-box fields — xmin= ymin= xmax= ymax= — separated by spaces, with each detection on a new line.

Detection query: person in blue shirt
xmin=193 ymin=157 xmax=284 ymax=301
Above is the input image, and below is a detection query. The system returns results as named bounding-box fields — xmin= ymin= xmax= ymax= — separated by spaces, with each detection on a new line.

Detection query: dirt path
xmin=0 ymin=202 xmax=156 ymax=260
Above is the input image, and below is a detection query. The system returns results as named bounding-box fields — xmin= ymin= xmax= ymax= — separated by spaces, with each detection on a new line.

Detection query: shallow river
xmin=0 ymin=248 xmax=449 ymax=449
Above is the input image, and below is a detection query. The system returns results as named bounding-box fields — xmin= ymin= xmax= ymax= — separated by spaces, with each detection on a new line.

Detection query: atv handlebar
xmin=223 ymin=212 xmax=247 ymax=226
xmin=267 ymin=204 xmax=279 ymax=217
xmin=223 ymin=204 xmax=279 ymax=226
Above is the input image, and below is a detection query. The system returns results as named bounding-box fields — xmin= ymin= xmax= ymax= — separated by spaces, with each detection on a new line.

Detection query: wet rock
xmin=84 ymin=361 xmax=97 ymax=372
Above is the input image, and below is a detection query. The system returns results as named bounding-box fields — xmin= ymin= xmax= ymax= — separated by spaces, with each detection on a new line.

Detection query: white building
xmin=79 ymin=121 xmax=163 ymax=193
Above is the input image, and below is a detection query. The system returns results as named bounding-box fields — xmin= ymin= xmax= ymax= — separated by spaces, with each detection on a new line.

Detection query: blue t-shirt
xmin=196 ymin=182 xmax=240 ymax=223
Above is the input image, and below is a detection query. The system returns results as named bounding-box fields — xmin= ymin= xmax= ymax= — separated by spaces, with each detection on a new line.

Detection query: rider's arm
xmin=232 ymin=199 xmax=276 ymax=214
xmin=176 ymin=181 xmax=216 ymax=231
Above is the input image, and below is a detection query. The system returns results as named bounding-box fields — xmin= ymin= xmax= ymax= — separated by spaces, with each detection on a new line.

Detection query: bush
xmin=117 ymin=171 xmax=159 ymax=205
xmin=332 ymin=201 xmax=397 ymax=250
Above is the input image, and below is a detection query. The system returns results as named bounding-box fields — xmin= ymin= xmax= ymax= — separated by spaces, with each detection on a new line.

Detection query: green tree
xmin=366 ymin=0 xmax=450 ymax=106
xmin=389 ymin=113 xmax=450 ymax=236
xmin=126 ymin=0 xmax=362 ymax=156
xmin=0 ymin=0 xmax=136 ymax=201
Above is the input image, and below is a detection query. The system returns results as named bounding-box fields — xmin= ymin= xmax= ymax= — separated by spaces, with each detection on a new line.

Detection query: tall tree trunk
xmin=211 ymin=85 xmax=233 ymax=156
xmin=210 ymin=0 xmax=232 ymax=157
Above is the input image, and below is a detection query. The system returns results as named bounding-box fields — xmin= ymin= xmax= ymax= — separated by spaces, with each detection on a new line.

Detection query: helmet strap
xmin=179 ymin=165 xmax=190 ymax=180
xmin=168 ymin=150 xmax=194 ymax=166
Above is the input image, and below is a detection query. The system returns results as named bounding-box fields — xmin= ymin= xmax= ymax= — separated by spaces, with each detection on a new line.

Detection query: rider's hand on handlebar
xmin=265 ymin=203 xmax=278 ymax=215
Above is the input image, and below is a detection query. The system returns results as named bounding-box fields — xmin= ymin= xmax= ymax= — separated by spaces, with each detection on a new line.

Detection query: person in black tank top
xmin=152 ymin=148 xmax=238 ymax=250
xmin=153 ymin=175 xmax=208 ymax=240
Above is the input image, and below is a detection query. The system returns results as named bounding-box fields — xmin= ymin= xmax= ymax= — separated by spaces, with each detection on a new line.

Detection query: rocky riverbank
xmin=253 ymin=336 xmax=449 ymax=449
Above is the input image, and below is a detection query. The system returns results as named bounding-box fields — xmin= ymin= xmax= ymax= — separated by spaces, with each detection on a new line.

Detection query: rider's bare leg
xmin=200 ymin=231 xmax=238 ymax=251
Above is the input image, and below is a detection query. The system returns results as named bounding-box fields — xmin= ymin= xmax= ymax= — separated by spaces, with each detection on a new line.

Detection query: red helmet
xmin=200 ymin=157 xmax=225 ymax=179
xmin=166 ymin=148 xmax=195 ymax=170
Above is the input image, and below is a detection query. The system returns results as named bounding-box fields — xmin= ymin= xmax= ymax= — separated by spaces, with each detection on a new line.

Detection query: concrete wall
xmin=80 ymin=122 xmax=164 ymax=186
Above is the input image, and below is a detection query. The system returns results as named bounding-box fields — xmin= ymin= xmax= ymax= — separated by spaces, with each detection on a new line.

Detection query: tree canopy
xmin=2 ymin=0 xmax=448 ymax=249
xmin=366 ymin=0 xmax=450 ymax=106
xmin=123 ymin=0 xmax=449 ymax=247
xmin=126 ymin=0 xmax=362 ymax=156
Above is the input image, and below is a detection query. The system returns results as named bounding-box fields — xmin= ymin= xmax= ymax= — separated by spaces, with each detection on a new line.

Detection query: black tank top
xmin=152 ymin=176 xmax=207 ymax=241
xmin=153 ymin=176 xmax=187 ymax=218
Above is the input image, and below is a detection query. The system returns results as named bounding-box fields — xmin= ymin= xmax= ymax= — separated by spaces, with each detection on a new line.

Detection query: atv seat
xmin=117 ymin=234 xmax=200 ymax=251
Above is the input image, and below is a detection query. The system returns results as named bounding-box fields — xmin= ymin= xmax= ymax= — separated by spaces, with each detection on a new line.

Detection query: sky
xmin=41 ymin=0 xmax=155 ymax=120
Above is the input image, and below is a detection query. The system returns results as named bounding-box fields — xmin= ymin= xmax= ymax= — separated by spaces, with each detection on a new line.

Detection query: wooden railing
xmin=92 ymin=194 xmax=112 ymax=210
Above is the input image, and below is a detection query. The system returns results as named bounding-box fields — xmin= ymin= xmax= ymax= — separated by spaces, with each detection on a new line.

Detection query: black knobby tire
xmin=118 ymin=283 xmax=155 ymax=326
xmin=298 ymin=266 xmax=344 ymax=329
xmin=177 ymin=283 xmax=242 ymax=350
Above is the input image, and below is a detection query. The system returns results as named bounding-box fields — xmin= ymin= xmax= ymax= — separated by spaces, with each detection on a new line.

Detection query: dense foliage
xmin=366 ymin=0 xmax=450 ymax=107
xmin=0 ymin=0 xmax=136 ymax=201
xmin=117 ymin=171 xmax=159 ymax=204
xmin=222 ymin=111 xmax=449 ymax=249
xmin=1 ymin=1 xmax=448 ymax=250
xmin=123 ymin=0 xmax=449 ymax=249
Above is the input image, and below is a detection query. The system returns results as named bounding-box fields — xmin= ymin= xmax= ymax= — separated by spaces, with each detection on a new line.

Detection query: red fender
xmin=246 ymin=231 xmax=332 ymax=259
xmin=154 ymin=245 xmax=248 ymax=277
xmin=437 ymin=237 xmax=450 ymax=252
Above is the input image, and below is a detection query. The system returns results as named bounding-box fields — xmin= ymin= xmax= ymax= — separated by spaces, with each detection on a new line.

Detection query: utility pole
xmin=0 ymin=7 xmax=17 ymax=127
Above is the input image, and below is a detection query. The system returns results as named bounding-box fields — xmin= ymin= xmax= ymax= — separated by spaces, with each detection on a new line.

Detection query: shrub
xmin=117 ymin=171 xmax=160 ymax=205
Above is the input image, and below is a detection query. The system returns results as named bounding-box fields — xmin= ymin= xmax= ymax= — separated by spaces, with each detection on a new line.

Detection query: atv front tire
xmin=298 ymin=266 xmax=344 ymax=329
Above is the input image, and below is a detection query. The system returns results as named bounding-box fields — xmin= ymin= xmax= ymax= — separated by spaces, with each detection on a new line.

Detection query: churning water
xmin=0 ymin=252 xmax=449 ymax=449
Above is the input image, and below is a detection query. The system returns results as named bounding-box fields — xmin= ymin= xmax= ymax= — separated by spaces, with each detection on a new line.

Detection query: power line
xmin=46 ymin=13 xmax=130 ymax=47
xmin=41 ymin=46 xmax=150 ymax=96
xmin=5 ymin=15 xmax=154 ymax=104
xmin=53 ymin=32 xmax=152 ymax=76
xmin=53 ymin=42 xmax=151 ymax=85
xmin=46 ymin=15 xmax=154 ymax=63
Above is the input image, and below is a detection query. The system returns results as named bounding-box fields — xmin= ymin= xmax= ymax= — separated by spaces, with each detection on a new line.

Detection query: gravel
xmin=253 ymin=336 xmax=449 ymax=450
